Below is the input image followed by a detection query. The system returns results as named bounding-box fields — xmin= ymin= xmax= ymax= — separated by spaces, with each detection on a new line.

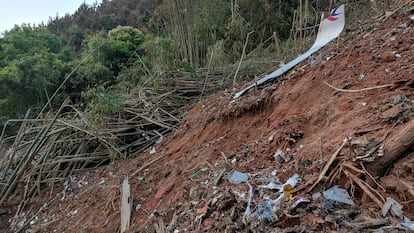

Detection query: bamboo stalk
xmin=0 ymin=99 xmax=69 ymax=206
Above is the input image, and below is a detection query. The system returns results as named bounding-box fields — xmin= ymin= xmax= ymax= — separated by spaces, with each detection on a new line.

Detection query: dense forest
xmin=0 ymin=0 xmax=366 ymax=125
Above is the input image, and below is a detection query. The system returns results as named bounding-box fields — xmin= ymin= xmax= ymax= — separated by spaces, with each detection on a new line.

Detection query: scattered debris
xmin=274 ymin=149 xmax=287 ymax=163
xmin=402 ymin=219 xmax=414 ymax=231
xmin=99 ymin=178 xmax=106 ymax=185
xmin=323 ymin=186 xmax=355 ymax=205
xmin=259 ymin=182 xmax=283 ymax=190
xmin=150 ymin=147 xmax=157 ymax=155
xmin=250 ymin=200 xmax=276 ymax=223
xmin=381 ymin=197 xmax=403 ymax=218
xmin=2 ymin=2 xmax=414 ymax=232
xmin=292 ymin=197 xmax=311 ymax=209
xmin=227 ymin=170 xmax=249 ymax=184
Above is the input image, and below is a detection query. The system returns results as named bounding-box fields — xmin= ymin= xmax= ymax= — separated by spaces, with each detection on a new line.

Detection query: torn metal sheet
xmin=227 ymin=170 xmax=249 ymax=184
xmin=259 ymin=181 xmax=283 ymax=190
xmin=402 ymin=219 xmax=414 ymax=231
xmin=382 ymin=197 xmax=403 ymax=218
xmin=233 ymin=5 xmax=345 ymax=99
xmin=323 ymin=186 xmax=354 ymax=205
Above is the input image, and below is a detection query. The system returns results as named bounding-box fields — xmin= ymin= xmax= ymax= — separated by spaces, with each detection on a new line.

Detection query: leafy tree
xmin=73 ymin=26 xmax=146 ymax=92
xmin=0 ymin=26 xmax=70 ymax=121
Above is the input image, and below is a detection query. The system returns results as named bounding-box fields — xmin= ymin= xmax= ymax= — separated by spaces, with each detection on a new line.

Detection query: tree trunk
xmin=366 ymin=119 xmax=414 ymax=176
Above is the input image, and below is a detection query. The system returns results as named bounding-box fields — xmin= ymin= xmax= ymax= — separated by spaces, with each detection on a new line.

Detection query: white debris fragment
xmin=154 ymin=130 xmax=164 ymax=144
xmin=259 ymin=182 xmax=283 ymax=190
xmin=99 ymin=178 xmax=106 ymax=185
xmin=149 ymin=147 xmax=156 ymax=155
xmin=135 ymin=204 xmax=142 ymax=212
xmin=292 ymin=197 xmax=311 ymax=209
xmin=231 ymin=158 xmax=237 ymax=165
xmin=323 ymin=186 xmax=354 ymax=205
xmin=72 ymin=209 xmax=78 ymax=215
xmin=274 ymin=149 xmax=287 ymax=163
xmin=382 ymin=197 xmax=403 ymax=218
xmin=402 ymin=218 xmax=414 ymax=230
xmin=227 ymin=170 xmax=248 ymax=184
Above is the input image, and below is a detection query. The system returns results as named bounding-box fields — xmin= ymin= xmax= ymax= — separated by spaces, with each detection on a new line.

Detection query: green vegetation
xmin=0 ymin=0 xmax=375 ymax=125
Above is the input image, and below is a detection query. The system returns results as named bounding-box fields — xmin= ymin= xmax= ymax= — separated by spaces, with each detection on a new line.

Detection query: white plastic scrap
xmin=30 ymin=216 xmax=39 ymax=225
xmin=292 ymin=197 xmax=311 ymax=209
xmin=72 ymin=209 xmax=78 ymax=215
xmin=99 ymin=178 xmax=106 ymax=185
xmin=322 ymin=186 xmax=354 ymax=205
xmin=231 ymin=158 xmax=237 ymax=165
xmin=244 ymin=182 xmax=254 ymax=221
xmin=154 ymin=130 xmax=164 ymax=144
xmin=149 ymin=147 xmax=156 ymax=155
xmin=135 ymin=204 xmax=142 ymax=212
xmin=274 ymin=149 xmax=287 ymax=162
xmin=259 ymin=181 xmax=283 ymax=190
xmin=402 ymin=217 xmax=414 ymax=230
xmin=227 ymin=170 xmax=248 ymax=184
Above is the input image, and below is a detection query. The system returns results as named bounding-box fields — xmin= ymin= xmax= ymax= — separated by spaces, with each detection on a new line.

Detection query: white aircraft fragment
xmin=233 ymin=5 xmax=345 ymax=99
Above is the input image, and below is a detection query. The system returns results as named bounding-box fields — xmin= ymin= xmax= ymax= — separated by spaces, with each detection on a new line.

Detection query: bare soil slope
xmin=3 ymin=5 xmax=414 ymax=233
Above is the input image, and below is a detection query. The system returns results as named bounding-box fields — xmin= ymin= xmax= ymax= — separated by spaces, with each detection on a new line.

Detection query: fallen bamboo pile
xmin=0 ymin=61 xmax=273 ymax=207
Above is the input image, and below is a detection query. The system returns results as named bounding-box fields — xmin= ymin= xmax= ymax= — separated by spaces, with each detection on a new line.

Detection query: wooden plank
xmin=120 ymin=177 xmax=131 ymax=233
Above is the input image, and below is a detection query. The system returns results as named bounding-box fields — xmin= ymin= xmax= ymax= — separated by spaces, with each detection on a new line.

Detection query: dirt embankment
xmin=2 ymin=4 xmax=414 ymax=233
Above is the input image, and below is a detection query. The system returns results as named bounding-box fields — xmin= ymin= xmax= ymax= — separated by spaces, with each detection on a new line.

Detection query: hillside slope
xmin=3 ymin=4 xmax=414 ymax=233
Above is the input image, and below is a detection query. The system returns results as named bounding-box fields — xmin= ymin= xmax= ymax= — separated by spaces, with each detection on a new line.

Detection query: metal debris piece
xmin=135 ymin=204 xmax=142 ymax=212
xmin=274 ymin=149 xmax=287 ymax=163
xmin=99 ymin=178 xmax=106 ymax=185
xmin=72 ymin=209 xmax=78 ymax=215
xmin=233 ymin=5 xmax=346 ymax=99
xmin=259 ymin=181 xmax=283 ymax=190
xmin=323 ymin=186 xmax=354 ymax=205
xmin=382 ymin=197 xmax=403 ymax=218
xmin=154 ymin=130 xmax=164 ymax=144
xmin=402 ymin=219 xmax=414 ymax=230
xmin=227 ymin=170 xmax=248 ymax=184
xmin=292 ymin=197 xmax=311 ymax=209
xmin=284 ymin=173 xmax=299 ymax=191
xmin=251 ymin=200 xmax=276 ymax=223
xmin=244 ymin=182 xmax=254 ymax=222
xmin=312 ymin=192 xmax=321 ymax=200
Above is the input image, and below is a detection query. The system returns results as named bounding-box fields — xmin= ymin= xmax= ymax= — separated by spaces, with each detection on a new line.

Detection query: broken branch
xmin=310 ymin=138 xmax=347 ymax=191
xmin=323 ymin=81 xmax=393 ymax=93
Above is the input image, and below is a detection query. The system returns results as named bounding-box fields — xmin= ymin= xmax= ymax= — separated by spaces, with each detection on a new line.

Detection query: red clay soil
xmin=2 ymin=6 xmax=414 ymax=233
